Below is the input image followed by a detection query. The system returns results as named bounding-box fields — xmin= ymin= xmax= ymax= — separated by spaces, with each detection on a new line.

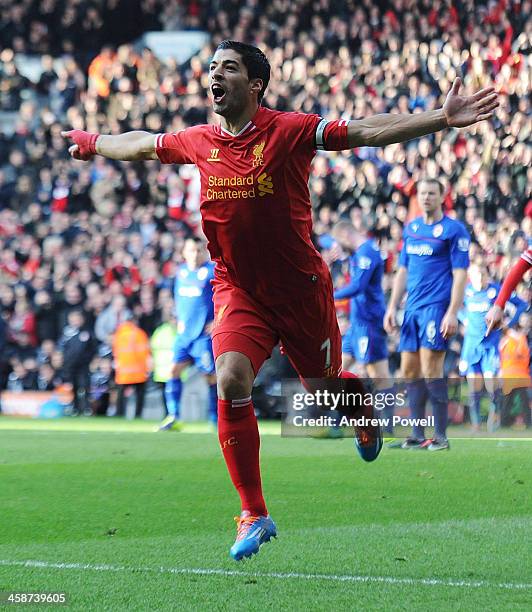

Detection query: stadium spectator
xmin=112 ymin=313 xmax=151 ymax=418
xmin=94 ymin=295 xmax=132 ymax=357
xmin=89 ymin=356 xmax=114 ymax=416
xmin=37 ymin=362 xmax=56 ymax=391
xmin=58 ymin=309 xmax=96 ymax=415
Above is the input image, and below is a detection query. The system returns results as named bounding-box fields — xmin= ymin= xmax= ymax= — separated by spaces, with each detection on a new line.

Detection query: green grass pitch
xmin=0 ymin=418 xmax=531 ymax=611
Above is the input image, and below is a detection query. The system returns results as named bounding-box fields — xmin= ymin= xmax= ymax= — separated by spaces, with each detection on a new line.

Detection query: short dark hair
xmin=418 ymin=177 xmax=444 ymax=194
xmin=216 ymin=40 xmax=271 ymax=103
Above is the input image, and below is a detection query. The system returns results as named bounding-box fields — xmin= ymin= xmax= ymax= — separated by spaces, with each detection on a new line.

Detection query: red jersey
xmin=155 ymin=106 xmax=348 ymax=305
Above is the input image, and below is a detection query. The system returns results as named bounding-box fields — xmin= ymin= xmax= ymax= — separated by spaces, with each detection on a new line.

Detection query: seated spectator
xmin=89 ymin=356 xmax=114 ymax=416
xmin=37 ymin=363 xmax=56 ymax=391
xmin=7 ymin=359 xmax=36 ymax=391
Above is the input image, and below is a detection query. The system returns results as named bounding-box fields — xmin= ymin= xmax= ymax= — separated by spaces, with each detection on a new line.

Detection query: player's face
xmin=469 ymin=265 xmax=488 ymax=291
xmin=208 ymin=49 xmax=255 ymax=118
xmin=183 ymin=240 xmax=201 ymax=268
xmin=334 ymin=228 xmax=354 ymax=252
xmin=417 ymin=182 xmax=443 ymax=216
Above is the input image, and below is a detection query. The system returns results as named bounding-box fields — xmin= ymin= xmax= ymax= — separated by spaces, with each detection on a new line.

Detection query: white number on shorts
xmin=321 ymin=337 xmax=331 ymax=369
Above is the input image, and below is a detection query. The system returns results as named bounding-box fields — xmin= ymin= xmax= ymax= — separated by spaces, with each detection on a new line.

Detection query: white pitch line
xmin=0 ymin=559 xmax=530 ymax=591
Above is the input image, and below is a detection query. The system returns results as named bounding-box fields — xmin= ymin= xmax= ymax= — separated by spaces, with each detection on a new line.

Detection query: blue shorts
xmin=399 ymin=305 xmax=448 ymax=353
xmin=341 ymin=322 xmax=388 ymax=364
xmin=459 ymin=342 xmax=499 ymax=376
xmin=173 ymin=334 xmax=215 ymax=374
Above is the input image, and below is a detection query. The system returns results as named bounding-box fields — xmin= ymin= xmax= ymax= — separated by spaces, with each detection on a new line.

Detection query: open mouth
xmin=211 ymin=84 xmax=226 ymax=104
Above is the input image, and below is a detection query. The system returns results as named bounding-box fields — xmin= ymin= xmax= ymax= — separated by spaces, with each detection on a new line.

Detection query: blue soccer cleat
xmin=229 ymin=511 xmax=277 ymax=561
xmin=354 ymin=420 xmax=383 ymax=462
xmin=340 ymin=372 xmax=383 ymax=462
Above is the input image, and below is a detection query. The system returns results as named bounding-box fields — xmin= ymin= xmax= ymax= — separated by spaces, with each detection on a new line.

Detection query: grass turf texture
xmin=0 ymin=418 xmax=530 ymax=611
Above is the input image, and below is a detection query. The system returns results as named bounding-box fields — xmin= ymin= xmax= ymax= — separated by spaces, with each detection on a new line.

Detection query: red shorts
xmin=211 ymin=275 xmax=341 ymax=379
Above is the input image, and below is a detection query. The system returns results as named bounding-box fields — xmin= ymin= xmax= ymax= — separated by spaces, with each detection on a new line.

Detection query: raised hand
xmin=61 ymin=129 xmax=99 ymax=161
xmin=443 ymin=78 xmax=499 ymax=128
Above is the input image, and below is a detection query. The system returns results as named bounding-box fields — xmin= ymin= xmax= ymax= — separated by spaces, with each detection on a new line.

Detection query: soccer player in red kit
xmin=63 ymin=40 xmax=498 ymax=560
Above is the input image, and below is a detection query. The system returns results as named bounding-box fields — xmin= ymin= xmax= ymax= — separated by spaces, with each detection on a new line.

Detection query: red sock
xmin=218 ymin=398 xmax=267 ymax=516
xmin=340 ymin=370 xmax=368 ymax=416
xmin=340 ymin=371 xmax=357 ymax=379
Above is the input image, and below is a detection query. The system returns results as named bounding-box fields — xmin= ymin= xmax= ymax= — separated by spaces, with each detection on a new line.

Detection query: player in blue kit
xmin=333 ymin=220 xmax=395 ymax=431
xmin=459 ymin=262 xmax=526 ymax=431
xmin=158 ymin=237 xmax=218 ymax=430
xmin=384 ymin=178 xmax=470 ymax=450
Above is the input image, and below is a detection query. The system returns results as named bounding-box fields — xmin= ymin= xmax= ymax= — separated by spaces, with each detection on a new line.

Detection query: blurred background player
xmin=158 ymin=237 xmax=217 ymax=431
xmin=150 ymin=312 xmax=178 ymax=421
xmin=459 ymin=262 xmax=526 ymax=431
xmin=384 ymin=178 xmax=471 ymax=450
xmin=332 ymin=220 xmax=395 ymax=433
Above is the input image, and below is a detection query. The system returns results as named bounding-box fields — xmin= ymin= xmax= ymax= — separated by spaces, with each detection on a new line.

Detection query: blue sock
xmin=378 ymin=386 xmax=396 ymax=434
xmin=427 ymin=378 xmax=448 ymax=440
xmin=405 ymin=380 xmax=427 ymax=440
xmin=469 ymin=390 xmax=482 ymax=426
xmin=488 ymin=388 xmax=502 ymax=413
xmin=165 ymin=378 xmax=182 ymax=418
xmin=208 ymin=383 xmax=218 ymax=423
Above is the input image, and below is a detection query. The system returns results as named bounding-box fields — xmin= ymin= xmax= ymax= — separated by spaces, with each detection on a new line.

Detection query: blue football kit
xmin=398 ymin=215 xmax=470 ymax=352
xmin=334 ymin=239 xmax=387 ymax=364
xmin=173 ymin=262 xmax=215 ymax=374
xmin=459 ymin=283 xmax=527 ymax=376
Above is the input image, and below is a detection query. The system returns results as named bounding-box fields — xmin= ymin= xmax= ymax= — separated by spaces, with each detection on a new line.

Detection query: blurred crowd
xmin=0 ymin=0 xmax=530 ymax=413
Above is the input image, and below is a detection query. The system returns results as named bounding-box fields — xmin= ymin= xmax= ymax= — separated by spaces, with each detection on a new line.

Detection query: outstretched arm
xmin=62 ymin=129 xmax=158 ymax=161
xmin=334 ymin=262 xmax=373 ymax=300
xmin=347 ymin=78 xmax=498 ymax=148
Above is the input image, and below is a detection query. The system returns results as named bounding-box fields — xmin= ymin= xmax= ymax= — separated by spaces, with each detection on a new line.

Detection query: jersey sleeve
xmin=521 ymin=247 xmax=532 ymax=266
xmin=495 ymin=256 xmax=531 ymax=308
xmin=281 ymin=112 xmax=322 ymax=152
xmin=333 ymin=253 xmax=373 ymax=300
xmin=281 ymin=112 xmax=351 ymax=153
xmin=507 ymin=290 xmax=528 ymax=327
xmin=449 ymin=224 xmax=470 ymax=269
xmin=155 ymin=127 xmax=199 ymax=165
xmin=316 ymin=118 xmax=350 ymax=151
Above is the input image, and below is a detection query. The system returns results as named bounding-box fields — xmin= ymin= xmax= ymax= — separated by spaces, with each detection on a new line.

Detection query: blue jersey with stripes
xmin=399 ymin=215 xmax=470 ymax=311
